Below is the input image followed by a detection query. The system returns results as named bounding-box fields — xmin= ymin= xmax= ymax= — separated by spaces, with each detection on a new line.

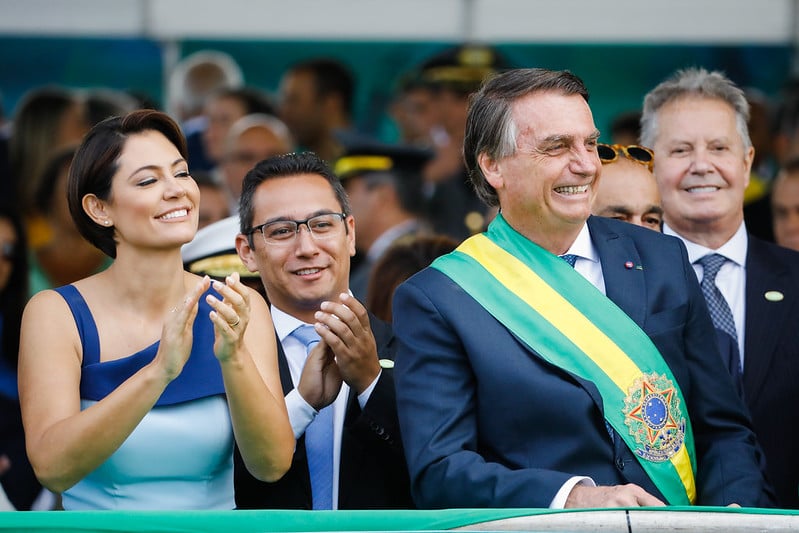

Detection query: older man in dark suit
xmin=392 ymin=68 xmax=773 ymax=509
xmin=234 ymin=152 xmax=412 ymax=509
xmin=642 ymin=67 xmax=799 ymax=509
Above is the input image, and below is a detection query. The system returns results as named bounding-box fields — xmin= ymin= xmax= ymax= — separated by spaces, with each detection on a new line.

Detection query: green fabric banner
xmin=432 ymin=215 xmax=696 ymax=504
xmin=0 ymin=508 xmax=796 ymax=532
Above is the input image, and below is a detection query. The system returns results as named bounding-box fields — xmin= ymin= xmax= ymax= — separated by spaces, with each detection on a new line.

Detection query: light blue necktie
xmin=291 ymin=324 xmax=334 ymax=510
xmin=696 ymin=254 xmax=744 ymax=395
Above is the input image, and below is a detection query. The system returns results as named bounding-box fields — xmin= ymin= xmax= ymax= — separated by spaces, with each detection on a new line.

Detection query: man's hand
xmin=297 ymin=337 xmax=343 ymax=411
xmin=314 ymin=293 xmax=381 ymax=394
xmin=565 ymin=484 xmax=666 ymax=508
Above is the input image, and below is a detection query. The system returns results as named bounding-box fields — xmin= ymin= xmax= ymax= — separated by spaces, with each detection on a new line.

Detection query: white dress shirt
xmin=663 ymin=222 xmax=748 ymax=369
xmin=271 ymin=305 xmax=380 ymax=509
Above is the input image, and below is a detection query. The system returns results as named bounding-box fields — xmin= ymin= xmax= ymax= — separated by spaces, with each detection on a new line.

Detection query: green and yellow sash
xmin=432 ymin=215 xmax=697 ymax=505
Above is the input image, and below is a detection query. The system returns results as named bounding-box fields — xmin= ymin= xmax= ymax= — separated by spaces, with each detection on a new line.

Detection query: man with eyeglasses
xmin=591 ymin=143 xmax=663 ymax=232
xmin=232 ymin=152 xmax=413 ymax=510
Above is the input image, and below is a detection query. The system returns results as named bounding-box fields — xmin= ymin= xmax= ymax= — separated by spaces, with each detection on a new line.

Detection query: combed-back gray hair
xmin=463 ymin=68 xmax=589 ymax=207
xmin=640 ymin=68 xmax=751 ymax=150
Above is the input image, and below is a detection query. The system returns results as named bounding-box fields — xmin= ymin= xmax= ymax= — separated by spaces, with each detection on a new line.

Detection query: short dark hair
xmin=238 ymin=152 xmax=351 ymax=247
xmin=290 ymin=59 xmax=355 ymax=116
xmin=463 ymin=68 xmax=590 ymax=207
xmin=360 ymin=169 xmax=425 ymax=216
xmin=609 ymin=110 xmax=642 ymax=144
xmin=67 ymin=109 xmax=187 ymax=258
xmin=211 ymin=86 xmax=277 ymax=117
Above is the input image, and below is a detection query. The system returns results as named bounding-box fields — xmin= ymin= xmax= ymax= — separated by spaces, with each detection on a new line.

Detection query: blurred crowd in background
xmin=3 ymin=40 xmax=799 ymax=510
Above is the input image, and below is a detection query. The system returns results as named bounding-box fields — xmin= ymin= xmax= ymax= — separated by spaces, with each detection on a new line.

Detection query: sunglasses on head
xmin=597 ymin=143 xmax=654 ymax=172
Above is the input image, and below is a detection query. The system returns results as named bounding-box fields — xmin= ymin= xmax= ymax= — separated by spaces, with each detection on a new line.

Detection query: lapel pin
xmin=764 ymin=291 xmax=784 ymax=302
xmin=625 ymin=261 xmax=634 ymax=269
xmin=379 ymin=359 xmax=395 ymax=369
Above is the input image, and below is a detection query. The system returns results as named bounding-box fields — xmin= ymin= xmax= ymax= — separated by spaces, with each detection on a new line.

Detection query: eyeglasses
xmin=0 ymin=242 xmax=16 ymax=260
xmin=597 ymin=143 xmax=654 ymax=172
xmin=249 ymin=213 xmax=347 ymax=246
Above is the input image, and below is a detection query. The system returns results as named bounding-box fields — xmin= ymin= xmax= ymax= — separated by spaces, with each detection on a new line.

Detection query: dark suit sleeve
xmin=665 ymin=242 xmax=773 ymax=507
xmin=344 ymin=315 xmax=404 ymax=456
xmin=392 ymin=276 xmax=574 ymax=509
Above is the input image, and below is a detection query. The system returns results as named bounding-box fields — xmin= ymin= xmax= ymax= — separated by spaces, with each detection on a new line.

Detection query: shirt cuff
xmin=357 ymin=369 xmax=382 ymax=409
xmin=549 ymin=476 xmax=595 ymax=509
xmin=285 ymin=388 xmax=317 ymax=440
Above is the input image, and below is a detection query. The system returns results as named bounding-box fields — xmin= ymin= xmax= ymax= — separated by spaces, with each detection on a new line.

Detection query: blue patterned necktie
xmin=696 ymin=254 xmax=744 ymax=395
xmin=291 ymin=324 xmax=334 ymax=510
xmin=559 ymin=254 xmax=579 ymax=268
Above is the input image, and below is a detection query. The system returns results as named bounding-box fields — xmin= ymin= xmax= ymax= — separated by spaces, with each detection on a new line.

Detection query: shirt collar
xmin=270 ymin=305 xmax=309 ymax=344
xmin=564 ymin=223 xmax=600 ymax=264
xmin=270 ymin=290 xmax=355 ymax=343
xmin=663 ymin=221 xmax=748 ymax=266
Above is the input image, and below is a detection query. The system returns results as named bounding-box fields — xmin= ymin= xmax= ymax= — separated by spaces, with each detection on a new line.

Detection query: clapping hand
xmin=205 ymin=272 xmax=250 ymax=362
xmin=314 ymin=293 xmax=380 ymax=395
xmin=297 ymin=337 xmax=343 ymax=411
xmin=156 ymin=275 xmax=210 ymax=381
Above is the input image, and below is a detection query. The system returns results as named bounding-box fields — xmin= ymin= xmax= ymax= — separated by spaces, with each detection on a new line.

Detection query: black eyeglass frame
xmin=247 ymin=212 xmax=348 ymax=246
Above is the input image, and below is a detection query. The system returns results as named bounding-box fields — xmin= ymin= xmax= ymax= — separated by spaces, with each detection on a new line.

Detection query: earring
xmin=104 ymin=220 xmax=112 ymax=226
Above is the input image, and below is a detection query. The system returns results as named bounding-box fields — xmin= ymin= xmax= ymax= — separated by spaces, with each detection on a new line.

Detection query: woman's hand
xmin=206 ymin=272 xmax=250 ymax=362
xmin=155 ymin=275 xmax=210 ymax=381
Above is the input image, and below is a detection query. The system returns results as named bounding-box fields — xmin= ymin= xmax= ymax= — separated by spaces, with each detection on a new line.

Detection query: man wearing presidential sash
xmin=392 ymin=68 xmax=773 ymax=509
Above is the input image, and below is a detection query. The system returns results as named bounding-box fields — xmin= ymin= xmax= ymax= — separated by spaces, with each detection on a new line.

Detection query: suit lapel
xmin=276 ymin=332 xmax=313 ymax=506
xmin=589 ymin=217 xmax=647 ymax=329
xmin=743 ymin=238 xmax=790 ymax=400
xmin=275 ymin=335 xmax=295 ymax=396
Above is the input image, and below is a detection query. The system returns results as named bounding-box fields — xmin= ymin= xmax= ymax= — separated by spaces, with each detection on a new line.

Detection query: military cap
xmin=181 ymin=215 xmax=257 ymax=279
xmin=418 ymin=43 xmax=509 ymax=93
xmin=333 ymin=141 xmax=434 ymax=182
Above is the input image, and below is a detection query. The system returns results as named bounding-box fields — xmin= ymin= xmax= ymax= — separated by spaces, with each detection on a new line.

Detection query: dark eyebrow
xmin=602 ymin=206 xmax=634 ymax=216
xmin=645 ymin=206 xmax=664 ymax=216
xmin=260 ymin=209 xmax=338 ymax=226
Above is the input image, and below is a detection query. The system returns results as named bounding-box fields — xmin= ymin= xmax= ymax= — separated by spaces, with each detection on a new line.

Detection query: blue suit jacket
xmin=392 ymin=216 xmax=772 ymax=508
xmin=742 ymin=236 xmax=799 ymax=508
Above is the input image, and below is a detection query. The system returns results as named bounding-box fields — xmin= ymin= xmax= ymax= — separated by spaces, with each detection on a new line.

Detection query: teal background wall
xmin=0 ymin=37 xmax=792 ymax=143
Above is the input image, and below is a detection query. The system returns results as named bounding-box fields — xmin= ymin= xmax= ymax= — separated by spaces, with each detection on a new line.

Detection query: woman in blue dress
xmin=17 ymin=109 xmax=294 ymax=510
